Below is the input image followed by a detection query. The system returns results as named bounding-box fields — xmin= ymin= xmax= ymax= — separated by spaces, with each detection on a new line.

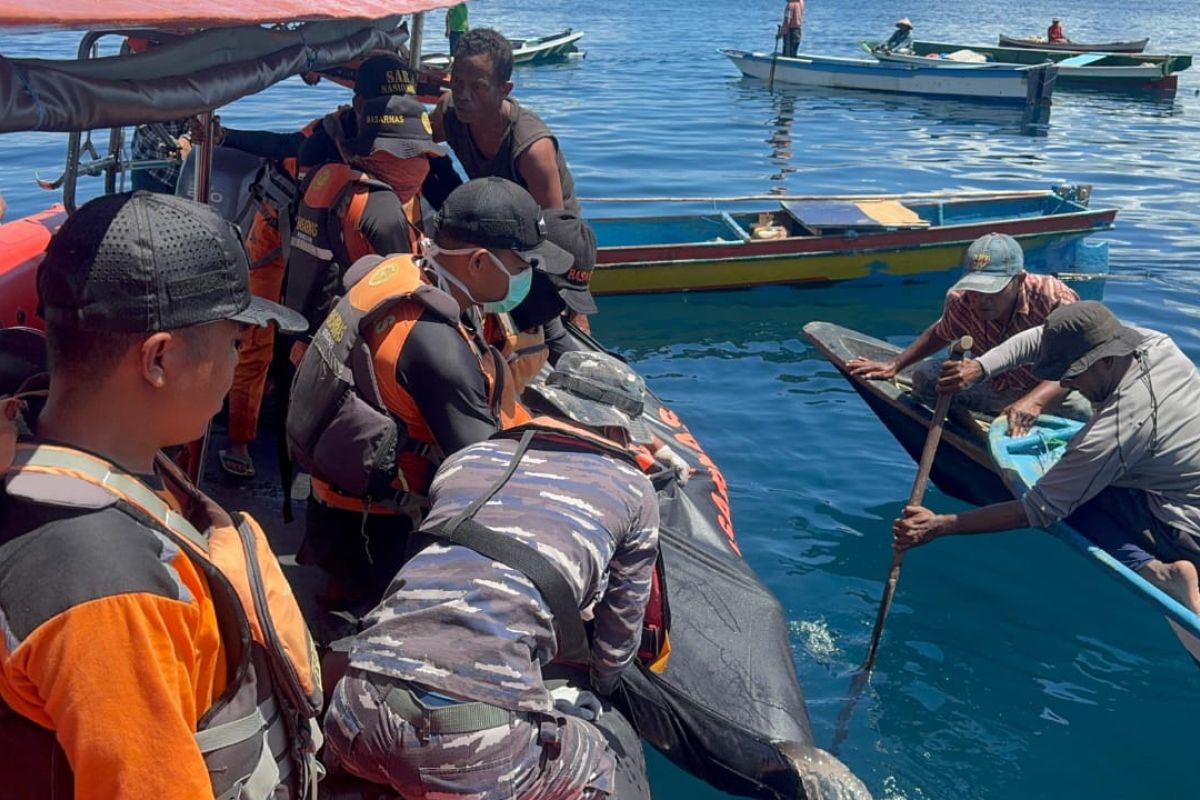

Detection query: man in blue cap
xmin=848 ymin=232 xmax=1090 ymax=435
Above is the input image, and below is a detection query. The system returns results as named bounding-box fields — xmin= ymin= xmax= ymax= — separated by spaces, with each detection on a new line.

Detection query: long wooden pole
xmin=768 ymin=36 xmax=781 ymax=91
xmin=830 ymin=335 xmax=972 ymax=753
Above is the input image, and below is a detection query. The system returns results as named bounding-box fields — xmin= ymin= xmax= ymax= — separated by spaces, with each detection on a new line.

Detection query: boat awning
xmin=0 ymin=2 xmax=456 ymax=133
xmin=0 ymin=1 xmax=455 ymax=29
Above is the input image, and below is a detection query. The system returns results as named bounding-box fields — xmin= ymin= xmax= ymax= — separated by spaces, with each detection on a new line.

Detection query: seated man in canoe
xmin=874 ymin=18 xmax=915 ymax=53
xmin=323 ymin=354 xmax=661 ymax=799
xmin=894 ymin=301 xmax=1200 ymax=615
xmin=1047 ymin=18 xmax=1068 ymax=44
xmin=848 ymin=232 xmax=1090 ymax=435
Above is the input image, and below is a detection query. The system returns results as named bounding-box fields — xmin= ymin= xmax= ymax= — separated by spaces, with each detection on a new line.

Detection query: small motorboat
xmin=422 ymin=28 xmax=584 ymax=68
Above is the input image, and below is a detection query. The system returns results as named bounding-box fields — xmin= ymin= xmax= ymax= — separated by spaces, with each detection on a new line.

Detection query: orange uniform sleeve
xmin=2 ymin=591 xmax=226 ymax=800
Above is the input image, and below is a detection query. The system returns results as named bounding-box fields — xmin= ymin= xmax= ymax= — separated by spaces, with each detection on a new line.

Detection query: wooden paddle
xmin=830 ymin=335 xmax=973 ymax=754
xmin=768 ymin=37 xmax=781 ymax=91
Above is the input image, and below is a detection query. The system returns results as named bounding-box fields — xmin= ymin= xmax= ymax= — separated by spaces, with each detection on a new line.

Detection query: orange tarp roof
xmin=0 ymin=0 xmax=457 ymax=29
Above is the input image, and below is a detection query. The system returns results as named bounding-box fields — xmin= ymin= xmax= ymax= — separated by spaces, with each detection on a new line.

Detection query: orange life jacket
xmin=483 ymin=312 xmax=550 ymax=395
xmin=243 ymin=118 xmax=321 ymax=271
xmin=285 ymin=162 xmax=423 ymax=335
xmin=287 ymin=254 xmax=530 ymax=517
xmin=0 ymin=438 xmax=324 ymax=799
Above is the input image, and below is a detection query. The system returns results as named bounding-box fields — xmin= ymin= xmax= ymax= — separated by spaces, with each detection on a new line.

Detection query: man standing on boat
xmin=446 ymin=3 xmax=469 ymax=60
xmin=895 ymin=301 xmax=1200 ymax=615
xmin=323 ymin=355 xmax=659 ymax=800
xmin=848 ymin=232 xmax=1090 ymax=435
xmin=777 ymin=0 xmax=805 ymax=58
xmin=876 ymin=18 xmax=915 ymax=53
xmin=431 ymin=28 xmax=599 ymax=333
xmin=0 ymin=192 xmax=324 ymax=799
xmin=288 ymin=178 xmax=567 ymax=614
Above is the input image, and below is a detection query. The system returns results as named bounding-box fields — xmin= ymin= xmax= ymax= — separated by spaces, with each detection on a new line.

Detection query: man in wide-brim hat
xmin=894 ymin=300 xmax=1200 ymax=615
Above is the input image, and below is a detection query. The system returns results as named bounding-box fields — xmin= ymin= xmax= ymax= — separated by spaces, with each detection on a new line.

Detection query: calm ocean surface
xmin=3 ymin=1 xmax=1199 ymax=797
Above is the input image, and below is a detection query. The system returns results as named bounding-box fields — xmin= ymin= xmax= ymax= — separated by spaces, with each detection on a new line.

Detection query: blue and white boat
xmin=719 ymin=48 xmax=1058 ymax=106
xmin=990 ymin=416 xmax=1200 ymax=664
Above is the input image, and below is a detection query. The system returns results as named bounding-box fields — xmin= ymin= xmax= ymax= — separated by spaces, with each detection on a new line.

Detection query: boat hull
xmin=720 ymin=48 xmax=1056 ymax=104
xmin=423 ymin=29 xmax=583 ymax=69
xmin=989 ymin=417 xmax=1200 ymax=664
xmin=873 ymin=47 xmax=1178 ymax=89
xmin=910 ymin=40 xmax=1189 ymax=92
xmin=998 ymin=34 xmax=1149 ymax=53
xmin=802 ymin=321 xmax=1011 ymax=506
xmin=590 ymin=190 xmax=1116 ymax=295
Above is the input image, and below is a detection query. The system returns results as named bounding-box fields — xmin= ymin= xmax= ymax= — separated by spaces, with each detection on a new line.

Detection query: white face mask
xmin=423 ymin=242 xmax=532 ymax=313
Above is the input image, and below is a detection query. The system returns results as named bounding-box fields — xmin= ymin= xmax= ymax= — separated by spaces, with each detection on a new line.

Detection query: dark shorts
xmin=297 ymin=497 xmax=416 ymax=614
xmin=325 ymin=671 xmax=614 ymax=800
xmin=1065 ymin=487 xmax=1199 ymax=573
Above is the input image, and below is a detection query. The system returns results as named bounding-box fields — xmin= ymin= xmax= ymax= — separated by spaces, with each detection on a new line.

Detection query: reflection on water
xmin=750 ymin=81 xmax=1054 ymax=142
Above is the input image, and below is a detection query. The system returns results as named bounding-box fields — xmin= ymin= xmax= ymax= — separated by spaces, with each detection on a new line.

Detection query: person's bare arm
xmin=1005 ymin=380 xmax=1071 ymax=437
xmin=847 ymin=323 xmax=949 ymax=380
xmin=515 ymin=138 xmax=565 ymax=210
xmin=892 ymin=500 xmax=1030 ymax=550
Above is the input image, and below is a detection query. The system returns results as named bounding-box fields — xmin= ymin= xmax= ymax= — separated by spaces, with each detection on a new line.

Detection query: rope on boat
xmin=577 ymin=189 xmax=1052 ymax=203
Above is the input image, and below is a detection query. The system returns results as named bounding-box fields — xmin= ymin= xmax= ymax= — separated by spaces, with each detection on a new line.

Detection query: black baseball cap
xmin=432 ymin=177 xmax=574 ymax=273
xmin=354 ymin=54 xmax=416 ymax=99
xmin=38 ymin=192 xmax=307 ymax=334
xmin=351 ymin=95 xmax=446 ymax=159
xmin=1030 ymin=301 xmax=1145 ymax=381
xmin=542 ymin=209 xmax=598 ymax=315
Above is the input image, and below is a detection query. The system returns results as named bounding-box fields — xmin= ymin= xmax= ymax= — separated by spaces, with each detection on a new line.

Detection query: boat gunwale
xmin=593 ymin=206 xmax=1118 ymax=268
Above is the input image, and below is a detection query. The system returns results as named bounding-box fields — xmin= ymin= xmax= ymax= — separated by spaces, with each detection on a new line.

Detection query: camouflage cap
xmin=527 ymin=351 xmax=655 ymax=444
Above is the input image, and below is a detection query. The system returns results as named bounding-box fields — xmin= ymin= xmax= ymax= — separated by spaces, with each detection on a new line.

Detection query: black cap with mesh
xmin=431 ymin=177 xmax=574 ymax=274
xmin=38 ymin=191 xmax=307 ymax=334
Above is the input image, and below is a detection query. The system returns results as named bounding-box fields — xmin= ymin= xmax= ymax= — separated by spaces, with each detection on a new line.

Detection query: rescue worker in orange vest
xmin=198 ymin=55 xmax=432 ymax=478
xmin=286 ymin=92 xmax=448 ymax=341
xmin=287 ymin=176 xmax=572 ymax=615
xmin=0 ymin=192 xmax=323 ymax=800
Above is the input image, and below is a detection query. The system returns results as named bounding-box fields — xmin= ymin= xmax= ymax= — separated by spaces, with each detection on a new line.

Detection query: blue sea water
xmin=2 ymin=1 xmax=1200 ymax=797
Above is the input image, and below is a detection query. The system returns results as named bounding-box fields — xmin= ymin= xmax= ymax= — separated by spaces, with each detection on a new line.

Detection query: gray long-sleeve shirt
xmin=980 ymin=326 xmax=1200 ymax=534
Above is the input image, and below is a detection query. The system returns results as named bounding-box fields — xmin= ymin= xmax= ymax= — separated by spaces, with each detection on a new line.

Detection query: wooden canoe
xmin=999 ymin=34 xmax=1149 ymax=53
xmin=589 ymin=186 xmax=1115 ymax=295
xmin=991 ymin=417 xmax=1200 ymax=664
xmin=910 ymin=40 xmax=1190 ymax=92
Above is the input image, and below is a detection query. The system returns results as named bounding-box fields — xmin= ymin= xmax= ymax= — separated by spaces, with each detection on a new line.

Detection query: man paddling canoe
xmin=894 ymin=301 xmax=1200 ymax=615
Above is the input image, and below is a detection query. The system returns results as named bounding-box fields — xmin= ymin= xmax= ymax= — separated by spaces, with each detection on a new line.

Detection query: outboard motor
xmin=176 ymin=145 xmax=264 ymax=232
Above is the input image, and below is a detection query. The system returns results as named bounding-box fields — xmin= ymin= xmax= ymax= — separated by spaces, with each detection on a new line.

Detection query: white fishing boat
xmin=423 ymin=28 xmax=583 ymax=68
xmin=719 ymin=48 xmax=1057 ymax=106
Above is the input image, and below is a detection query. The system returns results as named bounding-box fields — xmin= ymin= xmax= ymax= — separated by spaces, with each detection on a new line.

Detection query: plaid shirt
xmin=131 ymin=120 xmax=191 ymax=190
xmin=932 ymin=272 xmax=1078 ymax=393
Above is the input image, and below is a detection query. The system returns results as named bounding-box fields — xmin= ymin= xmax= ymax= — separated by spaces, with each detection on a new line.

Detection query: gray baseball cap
xmin=950 ymin=232 xmax=1025 ymax=295
xmin=527 ymin=351 xmax=655 ymax=444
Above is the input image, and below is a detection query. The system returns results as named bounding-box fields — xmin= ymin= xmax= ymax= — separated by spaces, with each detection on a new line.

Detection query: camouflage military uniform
xmin=325 ymin=436 xmax=659 ymax=799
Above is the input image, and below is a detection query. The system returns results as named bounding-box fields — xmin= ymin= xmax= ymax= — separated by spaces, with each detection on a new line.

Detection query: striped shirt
xmin=349 ymin=437 xmax=659 ymax=712
xmin=932 ymin=273 xmax=1078 ymax=393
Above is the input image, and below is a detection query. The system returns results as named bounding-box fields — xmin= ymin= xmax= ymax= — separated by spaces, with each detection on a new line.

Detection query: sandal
xmin=218 ymin=449 xmax=256 ymax=479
